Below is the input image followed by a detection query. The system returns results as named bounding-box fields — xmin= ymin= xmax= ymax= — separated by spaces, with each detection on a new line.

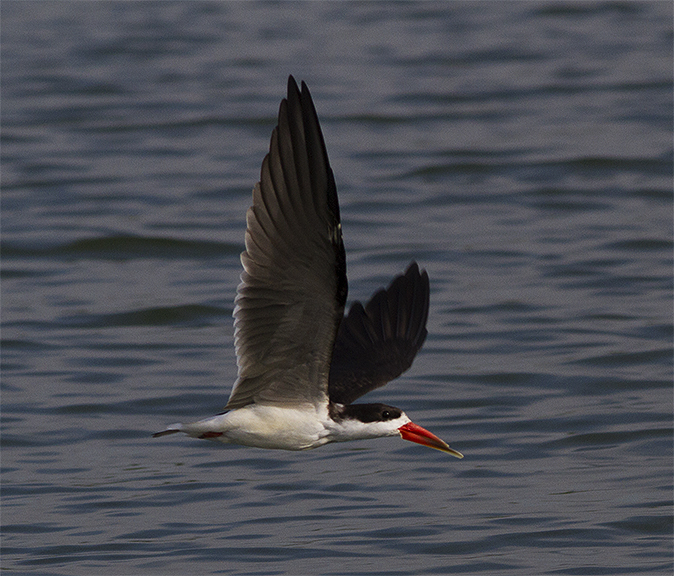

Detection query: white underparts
xmin=171 ymin=404 xmax=411 ymax=451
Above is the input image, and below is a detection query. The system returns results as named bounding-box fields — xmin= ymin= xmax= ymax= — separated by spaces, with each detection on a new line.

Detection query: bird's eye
xmin=382 ymin=410 xmax=391 ymax=419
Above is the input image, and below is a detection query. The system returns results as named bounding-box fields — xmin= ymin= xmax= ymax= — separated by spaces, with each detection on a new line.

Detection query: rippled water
xmin=2 ymin=2 xmax=672 ymax=575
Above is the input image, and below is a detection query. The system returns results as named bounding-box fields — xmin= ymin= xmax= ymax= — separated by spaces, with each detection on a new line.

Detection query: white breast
xmin=181 ymin=404 xmax=333 ymax=451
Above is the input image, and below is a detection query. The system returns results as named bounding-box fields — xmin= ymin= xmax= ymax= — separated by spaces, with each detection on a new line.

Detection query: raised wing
xmin=328 ymin=262 xmax=429 ymax=405
xmin=226 ymin=76 xmax=347 ymax=410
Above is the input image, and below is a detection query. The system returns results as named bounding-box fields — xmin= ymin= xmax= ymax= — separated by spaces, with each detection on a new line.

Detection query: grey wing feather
xmin=226 ymin=76 xmax=347 ymax=410
xmin=328 ymin=262 xmax=429 ymax=405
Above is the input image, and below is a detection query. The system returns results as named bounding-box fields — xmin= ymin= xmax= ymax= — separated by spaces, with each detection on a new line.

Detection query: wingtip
xmin=286 ymin=75 xmax=312 ymax=101
xmin=405 ymin=261 xmax=428 ymax=282
xmin=287 ymin=74 xmax=300 ymax=97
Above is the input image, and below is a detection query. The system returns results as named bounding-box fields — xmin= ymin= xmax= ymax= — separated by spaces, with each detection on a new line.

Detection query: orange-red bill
xmin=398 ymin=422 xmax=463 ymax=458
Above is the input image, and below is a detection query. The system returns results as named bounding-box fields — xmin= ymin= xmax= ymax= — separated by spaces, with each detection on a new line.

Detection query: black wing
xmin=227 ymin=76 xmax=348 ymax=410
xmin=328 ymin=262 xmax=429 ymax=405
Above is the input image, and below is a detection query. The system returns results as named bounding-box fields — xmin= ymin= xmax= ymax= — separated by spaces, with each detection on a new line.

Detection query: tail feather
xmin=152 ymin=424 xmax=183 ymax=438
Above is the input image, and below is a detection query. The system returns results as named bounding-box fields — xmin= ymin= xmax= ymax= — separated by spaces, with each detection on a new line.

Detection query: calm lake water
xmin=2 ymin=2 xmax=672 ymax=575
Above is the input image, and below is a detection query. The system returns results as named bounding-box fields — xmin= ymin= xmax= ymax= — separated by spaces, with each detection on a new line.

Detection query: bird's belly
xmin=184 ymin=405 xmax=331 ymax=451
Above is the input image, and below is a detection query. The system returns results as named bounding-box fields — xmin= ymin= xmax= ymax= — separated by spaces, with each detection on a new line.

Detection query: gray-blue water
xmin=2 ymin=2 xmax=672 ymax=575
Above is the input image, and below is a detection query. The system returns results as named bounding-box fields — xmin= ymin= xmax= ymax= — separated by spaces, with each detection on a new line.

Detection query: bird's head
xmin=331 ymin=403 xmax=463 ymax=457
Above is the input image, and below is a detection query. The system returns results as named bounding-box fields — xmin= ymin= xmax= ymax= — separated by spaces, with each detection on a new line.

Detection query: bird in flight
xmin=153 ymin=76 xmax=462 ymax=458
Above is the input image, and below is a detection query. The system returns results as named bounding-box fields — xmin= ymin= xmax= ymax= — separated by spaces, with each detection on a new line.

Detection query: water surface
xmin=2 ymin=2 xmax=672 ymax=575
